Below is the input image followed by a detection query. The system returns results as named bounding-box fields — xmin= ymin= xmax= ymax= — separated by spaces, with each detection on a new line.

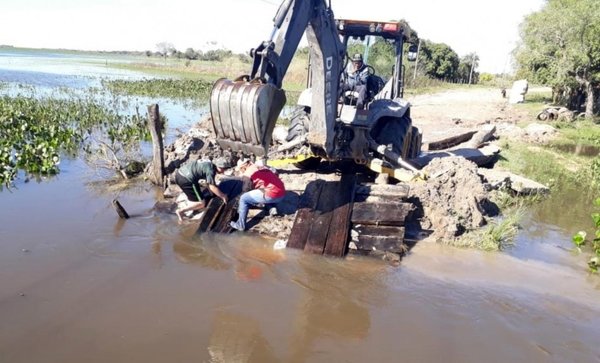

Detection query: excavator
xmin=209 ymin=0 xmax=422 ymax=178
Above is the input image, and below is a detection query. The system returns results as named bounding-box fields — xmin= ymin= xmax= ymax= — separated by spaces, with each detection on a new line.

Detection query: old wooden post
xmin=147 ymin=104 xmax=165 ymax=187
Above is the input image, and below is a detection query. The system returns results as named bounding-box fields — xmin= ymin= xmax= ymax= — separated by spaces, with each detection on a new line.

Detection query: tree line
xmin=152 ymin=42 xmax=248 ymax=62
xmin=515 ymin=0 xmax=600 ymax=118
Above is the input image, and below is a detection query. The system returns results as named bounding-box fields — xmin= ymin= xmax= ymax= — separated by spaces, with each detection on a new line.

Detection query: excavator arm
xmin=210 ymin=0 xmax=345 ymax=157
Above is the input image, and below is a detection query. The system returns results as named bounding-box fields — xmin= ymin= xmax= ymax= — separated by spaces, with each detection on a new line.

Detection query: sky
xmin=0 ymin=0 xmax=545 ymax=74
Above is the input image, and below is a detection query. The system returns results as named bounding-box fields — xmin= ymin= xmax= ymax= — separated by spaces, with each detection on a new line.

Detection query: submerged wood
xmin=112 ymin=199 xmax=130 ymax=219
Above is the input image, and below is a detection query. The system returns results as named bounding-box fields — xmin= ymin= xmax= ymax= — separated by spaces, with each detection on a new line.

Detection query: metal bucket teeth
xmin=210 ymin=78 xmax=286 ymax=156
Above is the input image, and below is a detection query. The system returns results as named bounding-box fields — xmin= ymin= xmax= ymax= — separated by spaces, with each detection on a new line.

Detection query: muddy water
xmin=1 ymin=161 xmax=600 ymax=362
xmin=2 ymin=52 xmax=600 ymax=362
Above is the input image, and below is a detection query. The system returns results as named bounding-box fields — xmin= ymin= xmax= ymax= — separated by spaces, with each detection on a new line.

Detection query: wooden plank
xmin=349 ymin=233 xmax=407 ymax=254
xmin=211 ymin=198 xmax=240 ymax=233
xmin=287 ymin=179 xmax=324 ymax=250
xmin=304 ymin=180 xmax=339 ymax=255
xmin=354 ymin=183 xmax=410 ymax=199
xmin=350 ymin=225 xmax=406 ymax=253
xmin=323 ymin=174 xmax=356 ymax=257
xmin=351 ymin=202 xmax=413 ymax=226
xmin=196 ymin=197 xmax=225 ymax=234
xmin=352 ymin=224 xmax=405 ymax=237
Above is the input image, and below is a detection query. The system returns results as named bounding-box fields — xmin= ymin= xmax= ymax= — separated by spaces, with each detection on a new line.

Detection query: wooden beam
xmin=324 ymin=174 xmax=356 ymax=257
xmin=147 ymin=104 xmax=165 ymax=187
xmin=304 ymin=180 xmax=339 ymax=255
xmin=351 ymin=202 xmax=413 ymax=226
xmin=350 ymin=225 xmax=406 ymax=253
xmin=196 ymin=198 xmax=225 ymax=234
xmin=354 ymin=183 xmax=410 ymax=199
xmin=287 ymin=179 xmax=324 ymax=250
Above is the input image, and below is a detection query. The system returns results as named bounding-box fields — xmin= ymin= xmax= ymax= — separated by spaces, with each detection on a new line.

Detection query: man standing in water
xmin=175 ymin=157 xmax=231 ymax=221
xmin=230 ymin=160 xmax=286 ymax=231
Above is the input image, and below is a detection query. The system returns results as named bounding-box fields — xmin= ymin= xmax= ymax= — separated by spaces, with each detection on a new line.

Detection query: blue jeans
xmin=233 ymin=189 xmax=284 ymax=230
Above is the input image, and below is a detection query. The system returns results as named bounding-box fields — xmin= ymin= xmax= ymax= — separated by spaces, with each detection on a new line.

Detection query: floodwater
xmin=2 ymin=50 xmax=600 ymax=363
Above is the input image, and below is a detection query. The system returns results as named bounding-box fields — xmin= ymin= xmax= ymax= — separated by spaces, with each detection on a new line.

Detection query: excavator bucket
xmin=210 ymin=78 xmax=287 ymax=156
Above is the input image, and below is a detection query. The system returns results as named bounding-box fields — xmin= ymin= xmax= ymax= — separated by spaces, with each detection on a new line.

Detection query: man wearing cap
xmin=230 ymin=160 xmax=286 ymax=231
xmin=174 ymin=157 xmax=230 ymax=221
xmin=342 ymin=53 xmax=370 ymax=109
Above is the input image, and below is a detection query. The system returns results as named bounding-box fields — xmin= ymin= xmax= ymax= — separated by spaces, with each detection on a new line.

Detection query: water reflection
xmin=286 ymin=257 xmax=383 ymax=362
xmin=208 ymin=311 xmax=278 ymax=363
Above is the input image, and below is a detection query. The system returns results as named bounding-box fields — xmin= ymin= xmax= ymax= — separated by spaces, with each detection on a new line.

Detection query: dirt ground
xmin=410 ymin=87 xmax=530 ymax=142
xmin=160 ymin=87 xmax=550 ymax=246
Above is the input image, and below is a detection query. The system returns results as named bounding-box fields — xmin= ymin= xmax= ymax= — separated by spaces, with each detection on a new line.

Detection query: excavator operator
xmin=341 ymin=53 xmax=370 ymax=109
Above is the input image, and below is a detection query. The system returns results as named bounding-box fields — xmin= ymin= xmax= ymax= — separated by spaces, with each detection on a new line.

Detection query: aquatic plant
xmin=572 ymin=197 xmax=600 ymax=273
xmin=102 ymin=78 xmax=212 ymax=100
xmin=0 ymin=95 xmax=150 ymax=188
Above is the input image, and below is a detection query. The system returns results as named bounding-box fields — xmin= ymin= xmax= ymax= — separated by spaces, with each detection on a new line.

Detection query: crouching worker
xmin=175 ymin=157 xmax=231 ymax=221
xmin=230 ymin=161 xmax=286 ymax=231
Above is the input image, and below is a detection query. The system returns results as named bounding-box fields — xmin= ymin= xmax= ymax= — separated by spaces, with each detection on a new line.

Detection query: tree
xmin=515 ymin=0 xmax=600 ymax=117
xmin=156 ymin=42 xmax=176 ymax=62
xmin=184 ymin=47 xmax=198 ymax=60
xmin=419 ymin=41 xmax=460 ymax=81
xmin=456 ymin=53 xmax=480 ymax=84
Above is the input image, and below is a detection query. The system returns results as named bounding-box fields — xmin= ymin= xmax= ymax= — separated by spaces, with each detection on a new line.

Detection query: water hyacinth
xmin=102 ymin=78 xmax=212 ymax=99
xmin=0 ymin=94 xmax=150 ymax=188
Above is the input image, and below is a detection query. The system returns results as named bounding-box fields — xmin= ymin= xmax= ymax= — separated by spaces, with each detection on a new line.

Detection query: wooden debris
xmin=112 ymin=199 xmax=130 ymax=219
xmin=477 ymin=168 xmax=549 ymax=195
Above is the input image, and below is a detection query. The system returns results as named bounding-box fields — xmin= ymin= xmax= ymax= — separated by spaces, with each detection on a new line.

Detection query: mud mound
xmin=408 ymin=157 xmax=494 ymax=242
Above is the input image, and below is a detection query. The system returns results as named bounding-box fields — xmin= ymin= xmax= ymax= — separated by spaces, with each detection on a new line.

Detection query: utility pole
xmin=413 ymin=39 xmax=421 ymax=81
xmin=468 ymin=53 xmax=475 ymax=85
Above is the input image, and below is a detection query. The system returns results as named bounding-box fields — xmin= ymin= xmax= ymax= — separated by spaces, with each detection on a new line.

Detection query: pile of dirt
xmin=408 ymin=157 xmax=497 ymax=242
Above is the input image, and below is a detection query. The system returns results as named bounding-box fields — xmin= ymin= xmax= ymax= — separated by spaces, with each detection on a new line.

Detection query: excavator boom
xmin=210 ymin=0 xmax=344 ymax=157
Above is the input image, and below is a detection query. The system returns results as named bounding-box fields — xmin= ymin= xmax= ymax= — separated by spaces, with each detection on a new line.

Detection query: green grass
xmin=552 ymin=120 xmax=600 ymax=146
xmin=449 ymin=207 xmax=524 ymax=251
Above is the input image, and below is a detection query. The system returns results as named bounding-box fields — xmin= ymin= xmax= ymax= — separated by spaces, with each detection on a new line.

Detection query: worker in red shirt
xmin=230 ymin=160 xmax=286 ymax=231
